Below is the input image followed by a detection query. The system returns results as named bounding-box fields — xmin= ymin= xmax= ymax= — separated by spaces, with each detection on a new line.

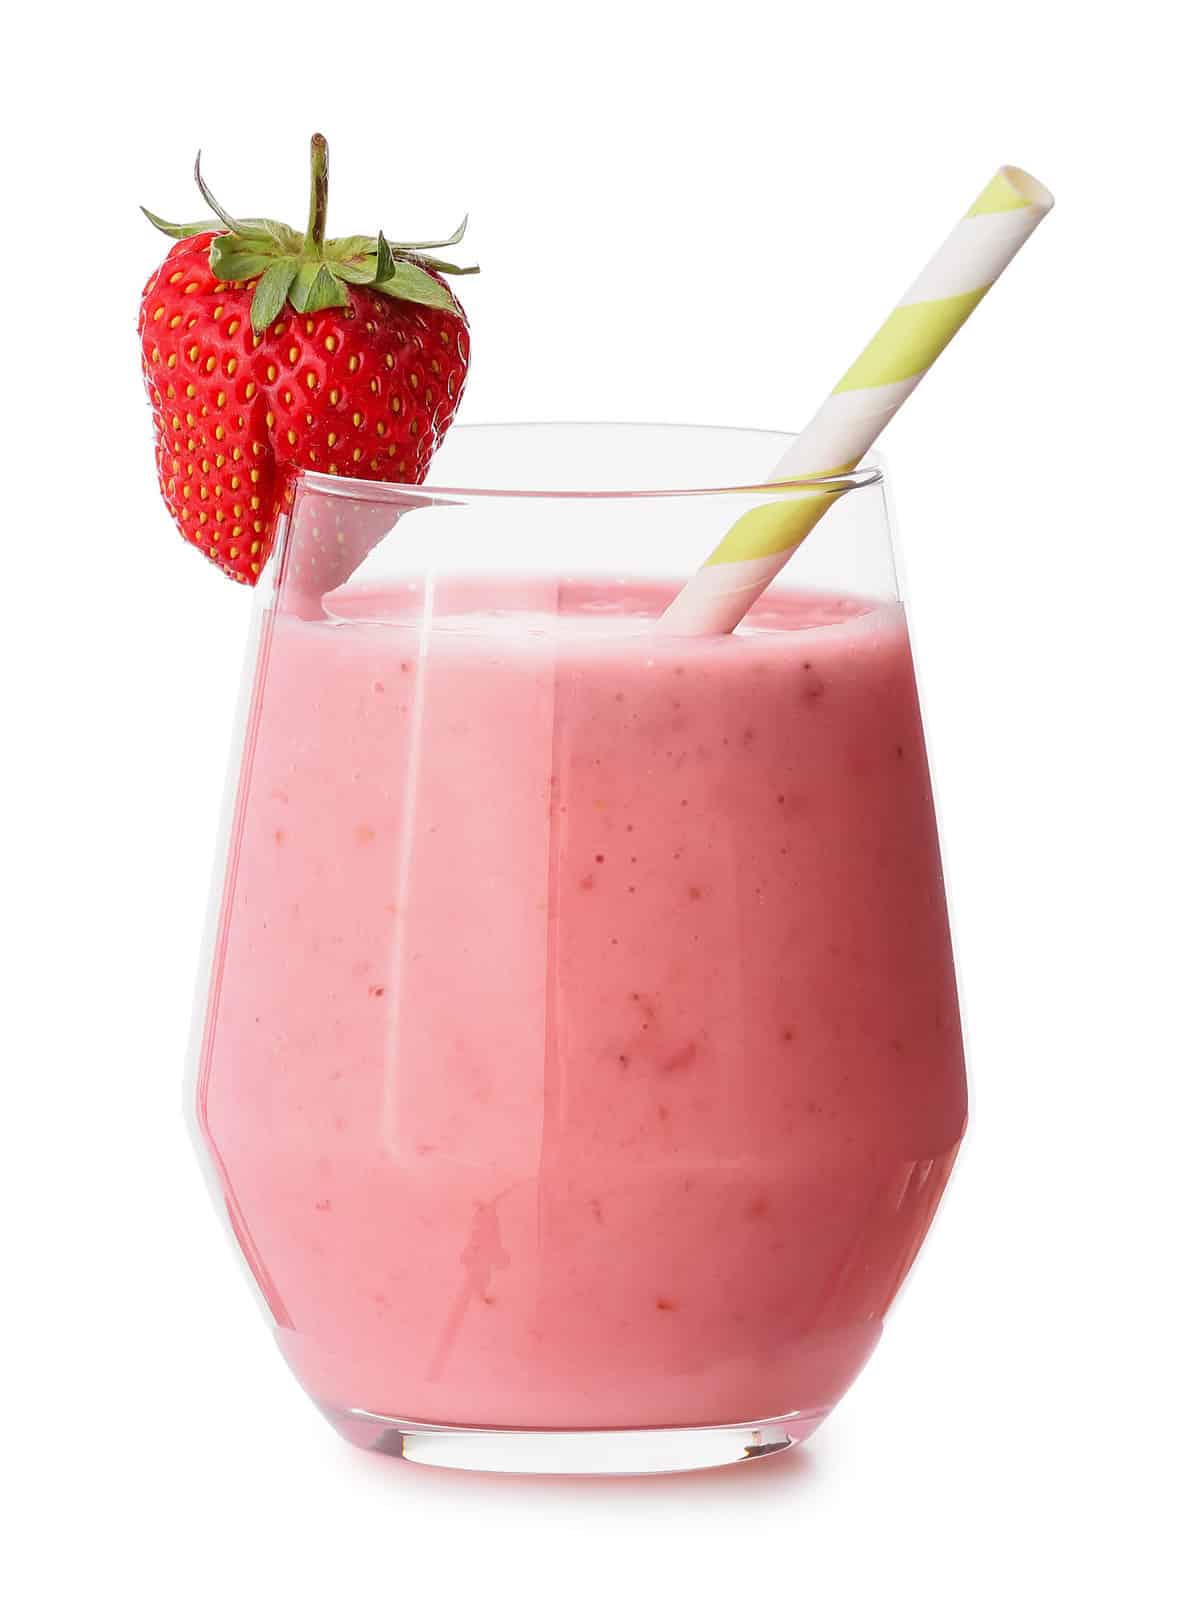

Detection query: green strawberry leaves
xmin=141 ymin=207 xmax=275 ymax=241
xmin=374 ymin=260 xmax=458 ymax=312
xmin=193 ymin=152 xmax=270 ymax=241
xmin=403 ymin=251 xmax=479 ymax=277
xmin=262 ymin=219 xmax=304 ymax=253
xmin=140 ymin=208 xmax=211 ymax=240
xmin=251 ymin=260 xmax=299 ymax=332
xmin=398 ymin=215 xmax=469 ymax=250
xmin=288 ymin=261 xmax=350 ymax=317
xmin=318 ymin=232 xmax=472 ymax=307
xmin=325 ymin=235 xmax=380 ymax=285
xmin=372 ymin=233 xmax=396 ymax=285
xmin=142 ymin=135 xmax=476 ymax=332
xmin=209 ymin=234 xmax=278 ymax=282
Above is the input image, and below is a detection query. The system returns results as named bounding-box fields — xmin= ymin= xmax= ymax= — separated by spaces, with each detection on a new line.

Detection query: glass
xmin=190 ymin=423 xmax=967 ymax=1474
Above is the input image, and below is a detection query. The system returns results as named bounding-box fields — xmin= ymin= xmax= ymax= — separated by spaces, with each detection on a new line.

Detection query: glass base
xmin=323 ymin=1405 xmax=826 ymax=1475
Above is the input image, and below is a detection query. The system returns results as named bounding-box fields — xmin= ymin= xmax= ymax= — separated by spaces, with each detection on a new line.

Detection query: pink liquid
xmin=198 ymin=579 xmax=966 ymax=1433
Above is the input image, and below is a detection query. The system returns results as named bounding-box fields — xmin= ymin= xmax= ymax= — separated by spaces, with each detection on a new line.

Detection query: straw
xmin=656 ymin=165 xmax=1055 ymax=635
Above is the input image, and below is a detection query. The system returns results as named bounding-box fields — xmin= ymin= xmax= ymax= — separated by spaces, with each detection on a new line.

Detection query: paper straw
xmin=657 ymin=165 xmax=1054 ymax=635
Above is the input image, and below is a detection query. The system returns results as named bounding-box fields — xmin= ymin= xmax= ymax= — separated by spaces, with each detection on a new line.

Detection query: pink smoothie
xmin=197 ymin=578 xmax=966 ymax=1433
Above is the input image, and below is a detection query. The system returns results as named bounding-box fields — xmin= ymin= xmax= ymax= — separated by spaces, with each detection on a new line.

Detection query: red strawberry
xmin=138 ymin=134 xmax=474 ymax=592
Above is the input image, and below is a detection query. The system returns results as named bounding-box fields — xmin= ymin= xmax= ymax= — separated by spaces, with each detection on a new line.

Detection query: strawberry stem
xmin=307 ymin=133 xmax=329 ymax=254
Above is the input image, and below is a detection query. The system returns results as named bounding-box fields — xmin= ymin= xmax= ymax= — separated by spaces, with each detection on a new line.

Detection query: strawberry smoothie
xmin=196 ymin=576 xmax=966 ymax=1436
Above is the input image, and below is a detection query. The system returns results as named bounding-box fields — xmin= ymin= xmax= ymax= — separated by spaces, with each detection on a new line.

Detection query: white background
xmin=5 ymin=2 xmax=1197 ymax=1594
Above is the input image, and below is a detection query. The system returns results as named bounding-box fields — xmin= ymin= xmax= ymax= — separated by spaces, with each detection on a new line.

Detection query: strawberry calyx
xmin=142 ymin=132 xmax=477 ymax=335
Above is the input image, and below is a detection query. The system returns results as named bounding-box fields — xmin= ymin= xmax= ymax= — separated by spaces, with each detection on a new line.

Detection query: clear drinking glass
xmin=190 ymin=423 xmax=967 ymax=1474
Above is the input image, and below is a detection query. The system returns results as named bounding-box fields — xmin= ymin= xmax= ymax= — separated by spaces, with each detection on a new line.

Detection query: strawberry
xmin=138 ymin=133 xmax=474 ymax=591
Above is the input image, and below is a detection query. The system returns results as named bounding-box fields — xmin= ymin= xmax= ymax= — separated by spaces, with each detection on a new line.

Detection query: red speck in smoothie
xmin=782 ymin=1028 xmax=794 ymax=1042
xmin=595 ymin=854 xmax=606 ymax=864
xmin=590 ymin=1199 xmax=605 ymax=1223
xmin=747 ymin=1196 xmax=769 ymax=1219
xmin=354 ymin=823 xmax=376 ymax=844
xmin=580 ymin=875 xmax=595 ymax=890
xmin=631 ymin=993 xmax=656 ymax=1024
xmin=661 ymin=1041 xmax=697 ymax=1074
xmin=369 ymin=984 xmax=385 ymax=998
xmin=273 ymin=829 xmax=286 ymax=845
xmin=687 ymin=885 xmax=703 ymax=901
xmin=656 ymin=1298 xmax=678 ymax=1312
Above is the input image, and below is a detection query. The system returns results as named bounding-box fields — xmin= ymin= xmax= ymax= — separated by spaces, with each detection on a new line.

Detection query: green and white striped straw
xmin=657 ymin=165 xmax=1055 ymax=635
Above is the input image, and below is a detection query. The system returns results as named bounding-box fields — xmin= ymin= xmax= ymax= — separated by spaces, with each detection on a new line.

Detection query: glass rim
xmin=294 ymin=421 xmax=885 ymax=504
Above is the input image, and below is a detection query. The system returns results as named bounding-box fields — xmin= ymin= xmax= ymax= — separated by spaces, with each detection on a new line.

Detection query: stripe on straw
xmin=833 ymin=286 xmax=990 ymax=392
xmin=968 ymin=171 xmax=1037 ymax=214
xmin=708 ymin=488 xmax=841 ymax=564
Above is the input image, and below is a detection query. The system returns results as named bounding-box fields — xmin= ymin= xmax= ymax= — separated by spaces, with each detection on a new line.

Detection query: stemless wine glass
xmin=190 ymin=423 xmax=967 ymax=1474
